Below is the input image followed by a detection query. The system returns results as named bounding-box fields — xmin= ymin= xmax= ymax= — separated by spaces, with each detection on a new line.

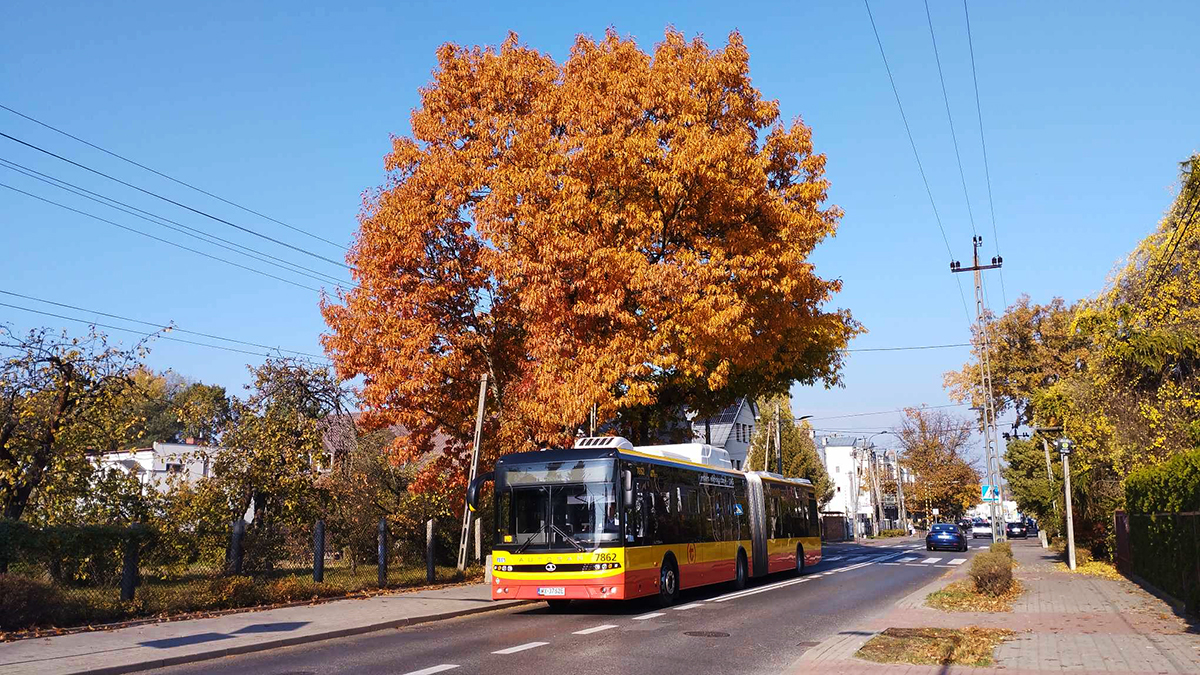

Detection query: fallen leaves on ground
xmin=925 ymin=579 xmax=1025 ymax=612
xmin=1054 ymin=560 xmax=1123 ymax=581
xmin=856 ymin=626 xmax=1013 ymax=667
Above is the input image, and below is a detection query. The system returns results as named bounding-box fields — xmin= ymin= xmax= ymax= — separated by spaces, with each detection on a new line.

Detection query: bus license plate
xmin=537 ymin=587 xmax=565 ymax=596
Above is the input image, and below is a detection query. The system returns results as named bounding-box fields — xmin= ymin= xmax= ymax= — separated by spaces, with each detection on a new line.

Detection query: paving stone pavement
xmin=794 ymin=539 xmax=1200 ymax=673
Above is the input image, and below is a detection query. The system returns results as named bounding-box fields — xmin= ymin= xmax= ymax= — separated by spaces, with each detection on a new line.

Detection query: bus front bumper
xmin=492 ymin=575 xmax=629 ymax=601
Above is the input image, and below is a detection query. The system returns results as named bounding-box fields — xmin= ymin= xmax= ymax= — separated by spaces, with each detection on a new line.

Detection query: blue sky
xmin=2 ymin=0 xmax=1197 ymax=455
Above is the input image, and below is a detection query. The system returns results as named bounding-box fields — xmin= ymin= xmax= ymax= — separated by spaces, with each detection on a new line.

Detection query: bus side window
xmin=808 ymin=496 xmax=819 ymax=534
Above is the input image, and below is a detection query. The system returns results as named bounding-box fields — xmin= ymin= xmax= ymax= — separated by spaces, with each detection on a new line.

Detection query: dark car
xmin=1005 ymin=521 xmax=1028 ymax=539
xmin=926 ymin=523 xmax=968 ymax=552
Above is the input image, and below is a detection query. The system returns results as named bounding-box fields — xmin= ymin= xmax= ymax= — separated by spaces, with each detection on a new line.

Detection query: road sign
xmin=981 ymin=485 xmax=999 ymax=502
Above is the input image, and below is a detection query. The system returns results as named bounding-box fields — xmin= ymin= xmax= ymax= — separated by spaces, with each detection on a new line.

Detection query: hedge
xmin=1125 ymin=447 xmax=1200 ymax=513
xmin=1124 ymin=447 xmax=1200 ymax=613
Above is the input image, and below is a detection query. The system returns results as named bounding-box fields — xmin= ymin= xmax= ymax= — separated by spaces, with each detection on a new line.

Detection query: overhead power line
xmin=863 ymin=0 xmax=972 ymax=321
xmin=845 ymin=342 xmax=969 ymax=353
xmin=0 ymin=158 xmax=351 ymax=289
xmin=0 ymin=181 xmax=321 ymax=292
xmin=962 ymin=0 xmax=1007 ymax=309
xmin=1144 ymin=184 xmax=1200 ymax=296
xmin=924 ymin=0 xmax=977 ymax=239
xmin=0 ymin=300 xmax=329 ymax=364
xmin=0 ymin=289 xmax=330 ymax=361
xmin=809 ymin=402 xmax=968 ymax=421
xmin=0 ymin=131 xmax=351 ymax=271
xmin=0 ymin=103 xmax=346 ymax=250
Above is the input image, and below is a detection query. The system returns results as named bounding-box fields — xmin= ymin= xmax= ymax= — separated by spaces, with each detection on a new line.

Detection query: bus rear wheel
xmin=546 ymin=599 xmax=571 ymax=613
xmin=732 ymin=550 xmax=748 ymax=591
xmin=658 ymin=557 xmax=680 ymax=607
xmin=796 ymin=544 xmax=806 ymax=575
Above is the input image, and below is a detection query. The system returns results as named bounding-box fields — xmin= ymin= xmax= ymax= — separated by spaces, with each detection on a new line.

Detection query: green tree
xmin=1001 ymin=438 xmax=1061 ymax=537
xmin=0 ymin=327 xmax=145 ymax=522
xmin=744 ymin=395 xmax=834 ymax=504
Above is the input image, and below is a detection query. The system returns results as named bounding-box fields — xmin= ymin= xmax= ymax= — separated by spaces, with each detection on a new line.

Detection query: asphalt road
xmin=145 ymin=539 xmax=985 ymax=675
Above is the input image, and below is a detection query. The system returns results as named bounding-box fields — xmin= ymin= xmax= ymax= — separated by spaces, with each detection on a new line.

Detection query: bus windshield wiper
xmin=550 ymin=523 xmax=587 ymax=551
xmin=515 ymin=523 xmax=545 ymax=554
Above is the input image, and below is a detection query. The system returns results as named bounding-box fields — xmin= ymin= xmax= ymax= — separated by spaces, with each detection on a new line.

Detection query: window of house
xmin=166 ymin=463 xmax=183 ymax=474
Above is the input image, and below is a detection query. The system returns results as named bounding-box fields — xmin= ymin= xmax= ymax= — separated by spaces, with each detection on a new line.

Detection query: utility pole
xmin=894 ymin=450 xmax=908 ymax=533
xmin=1057 ymin=438 xmax=1077 ymax=570
xmin=457 ymin=373 xmax=488 ymax=571
xmin=952 ymin=236 xmax=1005 ymax=540
xmin=775 ymin=400 xmax=784 ymax=475
xmin=1034 ymin=426 xmax=1062 ymax=524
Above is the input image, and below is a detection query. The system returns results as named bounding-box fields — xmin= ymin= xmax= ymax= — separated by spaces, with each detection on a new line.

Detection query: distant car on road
xmin=1005 ymin=521 xmax=1028 ymax=538
xmin=926 ymin=523 xmax=968 ymax=552
xmin=971 ymin=519 xmax=993 ymax=538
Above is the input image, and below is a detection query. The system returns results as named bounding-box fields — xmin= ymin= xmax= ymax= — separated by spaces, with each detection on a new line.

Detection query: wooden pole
xmin=457 ymin=373 xmax=488 ymax=571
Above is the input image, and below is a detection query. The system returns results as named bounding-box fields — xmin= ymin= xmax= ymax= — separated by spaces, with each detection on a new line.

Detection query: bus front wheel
xmin=733 ymin=550 xmax=748 ymax=591
xmin=658 ymin=557 xmax=680 ymax=607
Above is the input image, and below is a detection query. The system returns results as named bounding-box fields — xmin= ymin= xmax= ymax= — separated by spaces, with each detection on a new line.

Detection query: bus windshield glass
xmin=497 ymin=459 xmax=619 ymax=550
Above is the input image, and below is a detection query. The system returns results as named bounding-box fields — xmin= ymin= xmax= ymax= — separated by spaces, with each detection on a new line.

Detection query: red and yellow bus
xmin=467 ymin=436 xmax=821 ymax=609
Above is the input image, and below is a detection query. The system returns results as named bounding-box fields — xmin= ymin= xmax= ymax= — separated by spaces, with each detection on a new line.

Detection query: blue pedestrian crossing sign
xmin=981 ymin=485 xmax=1000 ymax=502
xmin=734 ymin=504 xmax=744 ymax=516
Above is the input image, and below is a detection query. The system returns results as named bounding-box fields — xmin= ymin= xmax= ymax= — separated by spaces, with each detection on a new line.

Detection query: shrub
xmin=1072 ymin=547 xmax=1093 ymax=566
xmin=204 ymin=576 xmax=261 ymax=609
xmin=990 ymin=541 xmax=1012 ymax=558
xmin=969 ymin=551 xmax=1013 ymax=597
xmin=876 ymin=529 xmax=907 ymax=538
xmin=1126 ymin=447 xmax=1200 ymax=513
xmin=0 ymin=573 xmax=66 ymax=630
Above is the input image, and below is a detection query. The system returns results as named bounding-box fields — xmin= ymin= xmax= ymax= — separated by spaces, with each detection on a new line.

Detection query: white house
xmin=96 ymin=441 xmax=215 ymax=492
xmin=690 ymin=398 xmax=759 ymax=470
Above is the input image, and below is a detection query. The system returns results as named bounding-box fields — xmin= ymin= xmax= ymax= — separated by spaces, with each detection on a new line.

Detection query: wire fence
xmin=0 ymin=517 xmax=480 ymax=633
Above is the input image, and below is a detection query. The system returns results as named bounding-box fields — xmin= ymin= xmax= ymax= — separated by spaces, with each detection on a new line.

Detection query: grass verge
xmin=1054 ymin=560 xmax=1123 ymax=581
xmin=925 ymin=579 xmax=1024 ymax=612
xmin=856 ymin=627 xmax=1013 ymax=667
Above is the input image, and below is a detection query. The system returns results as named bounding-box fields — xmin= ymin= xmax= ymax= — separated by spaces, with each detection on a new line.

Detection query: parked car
xmin=957 ymin=518 xmax=973 ymax=531
xmin=970 ymin=519 xmax=993 ymax=538
xmin=926 ymin=523 xmax=968 ymax=552
xmin=1005 ymin=520 xmax=1028 ymax=538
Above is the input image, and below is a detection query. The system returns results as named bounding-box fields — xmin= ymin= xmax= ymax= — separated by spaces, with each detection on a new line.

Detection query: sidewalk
xmin=0 ymin=583 xmax=527 ymax=675
xmin=793 ymin=541 xmax=1200 ymax=673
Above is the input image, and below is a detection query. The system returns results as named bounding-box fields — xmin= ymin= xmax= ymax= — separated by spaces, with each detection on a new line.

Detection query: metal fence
xmin=0 ymin=517 xmax=475 ymax=632
xmin=1116 ymin=510 xmax=1200 ymax=614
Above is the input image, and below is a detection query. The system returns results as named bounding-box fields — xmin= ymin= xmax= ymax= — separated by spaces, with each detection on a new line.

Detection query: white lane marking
xmin=573 ymin=624 xmax=618 ymax=635
xmin=710 ymin=560 xmax=874 ymax=603
xmin=824 ymin=555 xmax=844 ymax=561
xmin=403 ymin=666 xmax=459 ymax=675
xmin=949 ymin=558 xmax=967 ymax=566
xmin=673 ymin=603 xmax=703 ymax=611
xmin=883 ymin=562 xmax=901 ymax=566
xmin=898 ymin=556 xmax=919 ymax=563
xmin=492 ymin=642 xmax=548 ymax=655
xmin=921 ymin=557 xmax=943 ymax=564
xmin=632 ymin=612 xmax=665 ymax=620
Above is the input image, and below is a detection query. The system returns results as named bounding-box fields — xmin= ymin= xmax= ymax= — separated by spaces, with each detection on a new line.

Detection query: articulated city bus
xmin=466 ymin=436 xmax=821 ymax=609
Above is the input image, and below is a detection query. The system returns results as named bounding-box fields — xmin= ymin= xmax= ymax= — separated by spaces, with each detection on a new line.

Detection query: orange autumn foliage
xmin=321 ymin=29 xmax=860 ymax=494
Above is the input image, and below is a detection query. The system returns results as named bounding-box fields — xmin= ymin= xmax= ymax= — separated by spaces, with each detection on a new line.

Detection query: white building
xmin=690 ymin=398 xmax=759 ymax=470
xmin=96 ymin=441 xmax=215 ymax=492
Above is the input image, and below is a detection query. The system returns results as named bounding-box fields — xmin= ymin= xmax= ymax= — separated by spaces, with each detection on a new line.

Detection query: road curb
xmin=77 ymin=599 xmax=536 ymax=675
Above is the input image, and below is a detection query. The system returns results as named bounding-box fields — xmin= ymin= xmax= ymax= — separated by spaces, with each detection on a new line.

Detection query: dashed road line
xmin=492 ymin=642 xmax=549 ymax=655
xmin=573 ymin=624 xmax=618 ymax=635
xmin=673 ymin=603 xmax=703 ymax=611
xmin=632 ymin=612 xmax=665 ymax=620
xmin=898 ymin=556 xmax=919 ymax=562
xmin=921 ymin=557 xmax=943 ymax=564
xmin=948 ymin=558 xmax=967 ymax=566
xmin=403 ymin=666 xmax=459 ymax=675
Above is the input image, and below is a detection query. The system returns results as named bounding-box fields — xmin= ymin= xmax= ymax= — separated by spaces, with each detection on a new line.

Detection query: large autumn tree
xmin=894 ymin=407 xmax=981 ymax=518
xmin=322 ymin=30 xmax=859 ymax=493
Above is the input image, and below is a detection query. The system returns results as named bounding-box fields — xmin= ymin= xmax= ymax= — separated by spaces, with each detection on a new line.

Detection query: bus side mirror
xmin=467 ymin=471 xmax=494 ymax=512
xmin=622 ymin=469 xmax=633 ymax=506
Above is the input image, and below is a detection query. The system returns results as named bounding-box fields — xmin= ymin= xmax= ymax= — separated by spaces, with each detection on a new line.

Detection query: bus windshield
xmin=497 ymin=459 xmax=619 ymax=550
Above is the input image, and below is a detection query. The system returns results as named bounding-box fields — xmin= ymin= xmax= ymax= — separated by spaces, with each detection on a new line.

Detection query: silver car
xmin=970 ymin=519 xmax=992 ymax=538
